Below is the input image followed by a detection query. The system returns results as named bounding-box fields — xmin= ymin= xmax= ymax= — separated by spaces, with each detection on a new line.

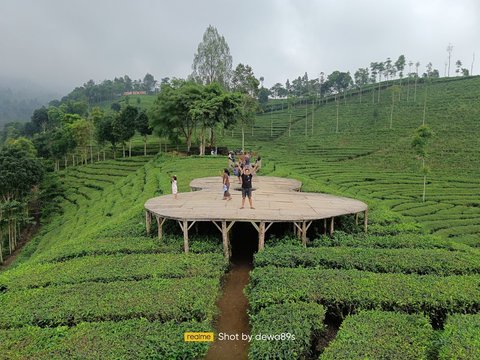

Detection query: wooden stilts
xmin=222 ymin=221 xmax=229 ymax=259
xmin=330 ymin=217 xmax=335 ymax=236
xmin=302 ymin=221 xmax=307 ymax=246
xmin=323 ymin=218 xmax=327 ymax=235
xmin=258 ymin=221 xmax=265 ymax=251
xmin=355 ymin=213 xmax=359 ymax=225
xmin=156 ymin=216 xmax=166 ymax=240
xmin=145 ymin=211 xmax=152 ymax=236
xmin=182 ymin=220 xmax=189 ymax=253
xmin=364 ymin=209 xmax=368 ymax=233
xmin=178 ymin=220 xmax=196 ymax=254
xmin=213 ymin=221 xmax=236 ymax=259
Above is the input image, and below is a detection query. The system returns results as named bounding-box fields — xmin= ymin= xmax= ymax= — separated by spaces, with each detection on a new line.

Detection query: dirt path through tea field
xmin=205 ymin=260 xmax=252 ymax=360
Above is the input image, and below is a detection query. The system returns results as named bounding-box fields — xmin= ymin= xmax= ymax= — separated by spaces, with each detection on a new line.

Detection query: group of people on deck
xmin=171 ymin=150 xmax=261 ymax=209
xmin=223 ymin=151 xmax=261 ymax=209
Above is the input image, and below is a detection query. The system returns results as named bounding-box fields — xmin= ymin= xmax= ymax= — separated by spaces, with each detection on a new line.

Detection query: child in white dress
xmin=171 ymin=175 xmax=178 ymax=199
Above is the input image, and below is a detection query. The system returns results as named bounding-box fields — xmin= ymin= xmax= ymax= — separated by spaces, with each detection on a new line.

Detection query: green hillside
xmin=1 ymin=76 xmax=479 ymax=358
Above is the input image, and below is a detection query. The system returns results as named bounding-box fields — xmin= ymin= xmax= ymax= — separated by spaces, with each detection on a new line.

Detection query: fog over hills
xmin=0 ymin=76 xmax=60 ymax=126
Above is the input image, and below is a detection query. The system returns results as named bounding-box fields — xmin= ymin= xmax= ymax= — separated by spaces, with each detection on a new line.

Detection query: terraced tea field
xmin=1 ymin=76 xmax=479 ymax=358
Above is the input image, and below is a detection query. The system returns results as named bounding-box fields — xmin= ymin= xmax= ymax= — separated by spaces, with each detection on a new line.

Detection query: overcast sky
xmin=1 ymin=0 xmax=479 ymax=94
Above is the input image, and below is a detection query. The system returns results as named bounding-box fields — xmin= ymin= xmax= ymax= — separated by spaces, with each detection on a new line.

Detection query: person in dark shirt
xmin=240 ymin=167 xmax=254 ymax=209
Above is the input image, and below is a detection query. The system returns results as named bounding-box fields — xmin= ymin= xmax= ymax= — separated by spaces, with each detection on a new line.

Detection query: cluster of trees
xmin=2 ymin=98 xmax=153 ymax=172
xmin=59 ymin=73 xmax=158 ymax=106
xmin=147 ymin=25 xmax=261 ymax=154
xmin=0 ymin=139 xmax=44 ymax=263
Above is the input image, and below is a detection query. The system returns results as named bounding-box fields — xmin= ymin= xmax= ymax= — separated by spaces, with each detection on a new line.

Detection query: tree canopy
xmin=191 ymin=25 xmax=233 ymax=89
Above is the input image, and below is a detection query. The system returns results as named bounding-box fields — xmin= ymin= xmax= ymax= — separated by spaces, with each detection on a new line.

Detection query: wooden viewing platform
xmin=144 ymin=176 xmax=368 ymax=258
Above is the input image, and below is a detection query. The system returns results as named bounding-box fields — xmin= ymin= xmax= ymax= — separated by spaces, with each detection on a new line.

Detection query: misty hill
xmin=0 ymin=76 xmax=59 ymax=126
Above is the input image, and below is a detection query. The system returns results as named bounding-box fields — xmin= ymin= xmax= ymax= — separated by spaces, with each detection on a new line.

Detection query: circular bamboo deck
xmin=145 ymin=176 xmax=368 ymax=256
xmin=145 ymin=176 xmax=368 ymax=222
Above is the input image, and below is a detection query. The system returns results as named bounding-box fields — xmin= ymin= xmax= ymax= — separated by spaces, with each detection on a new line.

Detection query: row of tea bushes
xmin=320 ymin=311 xmax=480 ymax=360
xmin=438 ymin=314 xmax=480 ymax=360
xmin=320 ymin=311 xmax=433 ymax=360
xmin=254 ymin=244 xmax=480 ymax=275
xmin=32 ymin=234 xmax=222 ymax=263
xmin=0 ymin=277 xmax=219 ymax=328
xmin=311 ymin=231 xmax=468 ymax=251
xmin=0 ymin=252 xmax=227 ymax=291
xmin=248 ymin=302 xmax=325 ymax=359
xmin=0 ymin=319 xmax=211 ymax=359
xmin=247 ymin=267 xmax=480 ymax=324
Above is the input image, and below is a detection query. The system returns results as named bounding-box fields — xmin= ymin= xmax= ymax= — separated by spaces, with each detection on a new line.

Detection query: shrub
xmin=247 ymin=267 xmax=480 ymax=325
xmin=0 ymin=253 xmax=227 ymax=291
xmin=311 ymin=231 xmax=466 ymax=251
xmin=438 ymin=314 xmax=480 ymax=360
xmin=320 ymin=311 xmax=434 ymax=360
xmin=0 ymin=319 xmax=212 ymax=359
xmin=254 ymin=244 xmax=480 ymax=275
xmin=0 ymin=277 xmax=220 ymax=328
xmin=248 ymin=302 xmax=325 ymax=360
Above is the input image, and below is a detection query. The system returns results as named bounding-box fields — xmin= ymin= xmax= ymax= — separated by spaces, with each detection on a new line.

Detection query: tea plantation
xmin=1 ymin=76 xmax=479 ymax=358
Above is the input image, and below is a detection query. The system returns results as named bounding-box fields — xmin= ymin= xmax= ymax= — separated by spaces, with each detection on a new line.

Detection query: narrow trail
xmin=206 ymin=224 xmax=256 ymax=360
xmin=205 ymin=261 xmax=252 ymax=360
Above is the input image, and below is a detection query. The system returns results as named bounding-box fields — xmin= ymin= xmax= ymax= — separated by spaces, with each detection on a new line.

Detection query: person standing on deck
xmin=171 ymin=175 xmax=178 ymax=199
xmin=240 ymin=167 xmax=254 ymax=209
xmin=222 ymin=168 xmax=232 ymax=200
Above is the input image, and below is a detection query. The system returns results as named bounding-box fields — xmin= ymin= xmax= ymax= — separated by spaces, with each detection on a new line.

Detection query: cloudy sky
xmin=1 ymin=0 xmax=479 ymax=94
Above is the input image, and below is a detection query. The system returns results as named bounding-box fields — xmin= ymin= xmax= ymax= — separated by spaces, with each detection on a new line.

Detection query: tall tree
xmin=112 ymin=105 xmax=137 ymax=157
xmin=143 ymin=73 xmax=157 ymax=93
xmin=233 ymin=93 xmax=258 ymax=151
xmin=447 ymin=43 xmax=454 ymax=77
xmin=395 ymin=55 xmax=406 ymax=79
xmin=95 ymin=114 xmax=119 ymax=159
xmin=0 ymin=145 xmax=44 ymax=260
xmin=31 ymin=106 xmax=49 ymax=133
xmin=231 ymin=63 xmax=259 ymax=96
xmin=189 ymin=83 xmax=238 ymax=155
xmin=411 ymin=125 xmax=433 ymax=202
xmin=192 ymin=25 xmax=233 ymax=89
xmin=354 ymin=68 xmax=369 ymax=103
xmin=135 ymin=111 xmax=152 ymax=156
xmin=150 ymin=81 xmax=203 ymax=152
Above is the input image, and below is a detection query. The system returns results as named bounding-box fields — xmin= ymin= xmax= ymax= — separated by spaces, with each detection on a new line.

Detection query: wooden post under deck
xmin=156 ymin=216 xmax=166 ymax=240
xmin=182 ymin=220 xmax=189 ymax=253
xmin=329 ymin=217 xmax=335 ymax=236
xmin=222 ymin=221 xmax=229 ymax=258
xmin=258 ymin=222 xmax=266 ymax=251
xmin=301 ymin=221 xmax=307 ymax=246
xmin=145 ymin=211 xmax=152 ymax=236
xmin=213 ymin=221 xmax=236 ymax=259
xmin=178 ymin=220 xmax=196 ymax=254
xmin=364 ymin=209 xmax=368 ymax=233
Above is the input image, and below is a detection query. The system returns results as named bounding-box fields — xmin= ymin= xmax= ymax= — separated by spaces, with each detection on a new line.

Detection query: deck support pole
xmin=156 ymin=216 xmax=166 ymax=240
xmin=222 ymin=221 xmax=229 ymax=258
xmin=323 ymin=218 xmax=327 ymax=235
xmin=330 ymin=217 xmax=335 ymax=237
xmin=178 ymin=220 xmax=196 ymax=254
xmin=182 ymin=220 xmax=189 ymax=253
xmin=145 ymin=211 xmax=152 ymax=236
xmin=355 ymin=213 xmax=359 ymax=225
xmin=364 ymin=209 xmax=368 ymax=233
xmin=302 ymin=221 xmax=307 ymax=247
xmin=293 ymin=221 xmax=312 ymax=246
xmin=213 ymin=221 xmax=235 ymax=259
xmin=258 ymin=222 xmax=265 ymax=251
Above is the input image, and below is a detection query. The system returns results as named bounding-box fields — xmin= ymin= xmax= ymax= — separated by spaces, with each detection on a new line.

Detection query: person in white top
xmin=171 ymin=175 xmax=178 ymax=199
